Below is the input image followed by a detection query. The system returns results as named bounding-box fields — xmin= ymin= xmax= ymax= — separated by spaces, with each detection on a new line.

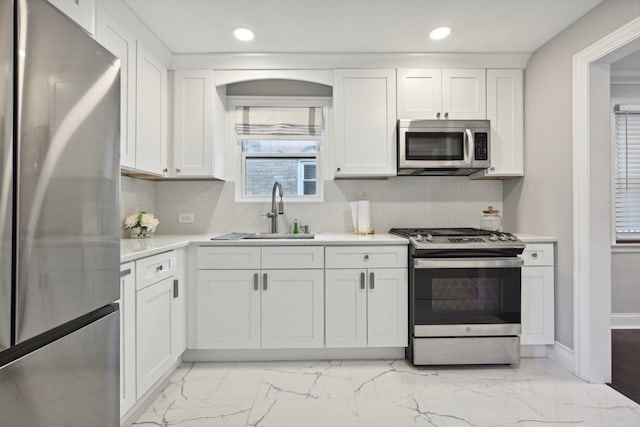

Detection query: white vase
xmin=130 ymin=228 xmax=150 ymax=238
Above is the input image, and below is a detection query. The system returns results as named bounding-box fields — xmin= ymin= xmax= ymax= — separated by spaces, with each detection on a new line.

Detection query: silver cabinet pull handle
xmin=364 ymin=254 xmax=369 ymax=261
xmin=263 ymin=273 xmax=268 ymax=291
xmin=369 ymin=272 xmax=375 ymax=290
xmin=531 ymin=253 xmax=538 ymax=258
xmin=254 ymin=273 xmax=259 ymax=291
xmin=360 ymin=272 xmax=365 ymax=290
xmin=173 ymin=279 xmax=179 ymax=298
xmin=156 ymin=265 xmax=164 ymax=272
xmin=436 ymin=112 xmax=441 ymax=119
xmin=120 ymin=268 xmax=131 ymax=277
xmin=444 ymin=112 xmax=449 ymax=119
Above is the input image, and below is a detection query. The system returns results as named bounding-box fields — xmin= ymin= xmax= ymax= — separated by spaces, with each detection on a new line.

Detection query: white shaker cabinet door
xmin=95 ymin=8 xmax=136 ymax=170
xmin=333 ymin=69 xmax=397 ymax=177
xmin=196 ymin=270 xmax=261 ymax=349
xmin=486 ymin=69 xmax=524 ymax=177
xmin=521 ymin=266 xmax=555 ymax=345
xmin=135 ymin=43 xmax=167 ymax=176
xmin=397 ymin=68 xmax=442 ymax=120
xmin=441 ymin=68 xmax=486 ymax=120
xmin=261 ymin=269 xmax=324 ymax=348
xmin=136 ymin=277 xmax=174 ymax=399
xmin=367 ymin=268 xmax=408 ymax=347
xmin=325 ymin=269 xmax=367 ymax=348
xmin=119 ymin=263 xmax=136 ymax=417
xmin=173 ymin=69 xmax=216 ymax=177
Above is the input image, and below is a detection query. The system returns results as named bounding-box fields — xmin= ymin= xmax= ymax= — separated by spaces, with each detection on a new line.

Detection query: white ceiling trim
xmin=171 ymin=52 xmax=531 ymax=70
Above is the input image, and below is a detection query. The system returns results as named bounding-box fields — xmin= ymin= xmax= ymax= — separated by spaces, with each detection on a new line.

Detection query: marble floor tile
xmin=133 ymin=359 xmax=640 ymax=426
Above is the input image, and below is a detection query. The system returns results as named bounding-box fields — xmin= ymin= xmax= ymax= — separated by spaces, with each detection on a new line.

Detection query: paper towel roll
xmin=357 ymin=200 xmax=370 ymax=233
xmin=350 ymin=201 xmax=359 ymax=232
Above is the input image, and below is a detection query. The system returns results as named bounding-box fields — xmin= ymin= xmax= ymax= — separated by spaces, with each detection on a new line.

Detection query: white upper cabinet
xmin=472 ymin=69 xmax=524 ymax=178
xmin=135 ymin=43 xmax=168 ymax=176
xmin=396 ymin=69 xmax=442 ymax=120
xmin=172 ymin=69 xmax=225 ymax=178
xmin=48 ymin=0 xmax=95 ymax=35
xmin=95 ymin=7 xmax=136 ymax=169
xmin=441 ymin=69 xmax=486 ymax=119
xmin=333 ymin=69 xmax=397 ymax=177
xmin=397 ymin=68 xmax=485 ymax=120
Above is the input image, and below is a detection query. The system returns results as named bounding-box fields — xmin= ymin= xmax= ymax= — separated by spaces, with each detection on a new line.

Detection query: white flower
xmin=140 ymin=213 xmax=159 ymax=231
xmin=124 ymin=214 xmax=137 ymax=229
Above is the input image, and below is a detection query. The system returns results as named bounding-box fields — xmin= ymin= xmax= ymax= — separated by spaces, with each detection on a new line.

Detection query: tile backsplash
xmin=121 ymin=177 xmax=502 ymax=235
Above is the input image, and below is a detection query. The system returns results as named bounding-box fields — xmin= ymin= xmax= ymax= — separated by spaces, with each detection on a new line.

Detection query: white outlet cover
xmin=178 ymin=213 xmax=194 ymax=224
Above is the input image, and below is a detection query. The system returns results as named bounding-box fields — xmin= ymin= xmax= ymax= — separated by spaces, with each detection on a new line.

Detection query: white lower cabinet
xmin=325 ymin=268 xmax=407 ymax=348
xmin=196 ymin=269 xmax=261 ymax=349
xmin=195 ymin=267 xmax=324 ymax=349
xmin=119 ymin=263 xmax=136 ymax=417
xmin=261 ymin=269 xmax=324 ymax=348
xmin=130 ymin=249 xmax=186 ymax=403
xmin=136 ymin=276 xmax=174 ymax=399
xmin=519 ymin=243 xmax=555 ymax=345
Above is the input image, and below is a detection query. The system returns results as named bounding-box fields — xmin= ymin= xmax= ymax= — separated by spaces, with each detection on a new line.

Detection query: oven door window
xmin=405 ymin=132 xmax=464 ymax=161
xmin=413 ymin=267 xmax=521 ymax=325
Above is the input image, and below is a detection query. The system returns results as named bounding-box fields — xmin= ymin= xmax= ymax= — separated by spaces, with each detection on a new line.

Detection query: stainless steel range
xmin=389 ymin=228 xmax=525 ymax=366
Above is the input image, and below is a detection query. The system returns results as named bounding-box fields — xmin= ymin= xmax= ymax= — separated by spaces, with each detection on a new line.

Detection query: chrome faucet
xmin=265 ymin=181 xmax=284 ymax=233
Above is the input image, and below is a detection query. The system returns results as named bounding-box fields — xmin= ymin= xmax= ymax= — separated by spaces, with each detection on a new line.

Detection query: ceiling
xmin=123 ymin=0 xmax=602 ymax=55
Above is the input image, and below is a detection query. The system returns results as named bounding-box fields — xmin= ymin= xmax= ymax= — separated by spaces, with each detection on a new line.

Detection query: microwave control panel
xmin=474 ymin=133 xmax=489 ymax=161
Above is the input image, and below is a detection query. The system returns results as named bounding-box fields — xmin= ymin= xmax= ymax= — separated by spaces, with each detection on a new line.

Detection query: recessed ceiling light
xmin=233 ymin=27 xmax=255 ymax=42
xmin=429 ymin=26 xmax=451 ymax=41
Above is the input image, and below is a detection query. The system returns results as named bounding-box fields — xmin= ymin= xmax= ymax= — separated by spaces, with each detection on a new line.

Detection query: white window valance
xmin=235 ymin=107 xmax=324 ymax=136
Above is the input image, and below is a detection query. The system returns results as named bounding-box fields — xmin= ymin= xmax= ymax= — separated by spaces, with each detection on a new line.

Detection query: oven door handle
xmin=414 ymin=257 xmax=524 ymax=269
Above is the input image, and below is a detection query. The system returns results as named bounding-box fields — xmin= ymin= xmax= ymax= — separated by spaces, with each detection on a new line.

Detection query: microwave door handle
xmin=465 ymin=129 xmax=475 ymax=166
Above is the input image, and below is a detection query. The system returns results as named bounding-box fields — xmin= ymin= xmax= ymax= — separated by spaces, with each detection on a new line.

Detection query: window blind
xmin=614 ymin=105 xmax=640 ymax=239
xmin=235 ymin=107 xmax=324 ymax=136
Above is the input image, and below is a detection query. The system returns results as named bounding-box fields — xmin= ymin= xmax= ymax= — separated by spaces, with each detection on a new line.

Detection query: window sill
xmin=611 ymin=243 xmax=640 ymax=253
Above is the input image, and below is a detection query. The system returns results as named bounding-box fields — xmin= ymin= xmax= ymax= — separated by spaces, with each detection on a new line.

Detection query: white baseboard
xmin=547 ymin=341 xmax=575 ymax=374
xmin=183 ymin=347 xmax=405 ymax=362
xmin=611 ymin=313 xmax=640 ymax=329
xmin=520 ymin=345 xmax=549 ymax=358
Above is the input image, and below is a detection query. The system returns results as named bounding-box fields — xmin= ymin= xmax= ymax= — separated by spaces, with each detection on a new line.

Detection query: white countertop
xmin=515 ymin=234 xmax=558 ymax=243
xmin=121 ymin=233 xmax=409 ymax=263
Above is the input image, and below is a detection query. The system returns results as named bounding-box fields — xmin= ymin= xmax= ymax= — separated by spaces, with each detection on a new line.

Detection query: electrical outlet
xmin=178 ymin=213 xmax=194 ymax=224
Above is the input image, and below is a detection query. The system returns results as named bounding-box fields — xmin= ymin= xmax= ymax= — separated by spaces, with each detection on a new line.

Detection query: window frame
xmin=228 ymin=96 xmax=331 ymax=203
xmin=611 ymin=104 xmax=640 ymax=244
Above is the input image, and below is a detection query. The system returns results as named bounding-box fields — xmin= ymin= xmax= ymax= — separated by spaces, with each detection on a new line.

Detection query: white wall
xmin=503 ymin=0 xmax=640 ymax=349
xmin=610 ymin=83 xmax=640 ymax=314
xmin=152 ymin=178 xmax=502 ymax=235
xmin=120 ymin=176 xmax=155 ymax=237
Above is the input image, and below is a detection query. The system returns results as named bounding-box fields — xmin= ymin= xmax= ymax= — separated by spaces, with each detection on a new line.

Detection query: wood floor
xmin=610 ymin=329 xmax=640 ymax=404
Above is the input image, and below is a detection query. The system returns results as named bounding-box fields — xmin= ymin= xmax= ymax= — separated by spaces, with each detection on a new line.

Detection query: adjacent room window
xmin=613 ymin=105 xmax=640 ymax=242
xmin=235 ymin=103 xmax=325 ymax=201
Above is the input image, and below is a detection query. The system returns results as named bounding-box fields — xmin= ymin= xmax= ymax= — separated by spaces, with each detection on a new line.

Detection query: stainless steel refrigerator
xmin=0 ymin=0 xmax=121 ymax=425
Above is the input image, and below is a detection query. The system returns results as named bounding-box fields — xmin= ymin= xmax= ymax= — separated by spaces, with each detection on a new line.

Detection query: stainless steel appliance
xmin=397 ymin=119 xmax=490 ymax=175
xmin=0 ymin=0 xmax=120 ymax=425
xmin=389 ymin=228 xmax=524 ymax=365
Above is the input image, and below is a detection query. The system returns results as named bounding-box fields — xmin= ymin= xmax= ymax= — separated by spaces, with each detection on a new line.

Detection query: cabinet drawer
xmin=135 ymin=251 xmax=177 ymax=291
xmin=519 ymin=244 xmax=554 ymax=266
xmin=262 ymin=246 xmax=324 ymax=269
xmin=198 ymin=246 xmax=261 ymax=269
xmin=325 ymin=246 xmax=407 ymax=269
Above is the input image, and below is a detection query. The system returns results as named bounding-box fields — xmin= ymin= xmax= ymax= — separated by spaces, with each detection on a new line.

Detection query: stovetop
xmin=389 ymin=227 xmax=524 ymax=250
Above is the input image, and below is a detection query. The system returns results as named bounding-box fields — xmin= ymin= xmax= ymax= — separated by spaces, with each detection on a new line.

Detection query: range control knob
xmin=489 ymin=234 xmax=498 ymax=242
xmin=415 ymin=233 xmax=423 ymax=242
xmin=425 ymin=234 xmax=434 ymax=242
xmin=509 ymin=235 xmax=518 ymax=241
xmin=499 ymin=234 xmax=508 ymax=241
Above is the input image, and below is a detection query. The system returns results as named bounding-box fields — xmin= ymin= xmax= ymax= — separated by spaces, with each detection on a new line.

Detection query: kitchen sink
xmin=244 ymin=233 xmax=315 ymax=239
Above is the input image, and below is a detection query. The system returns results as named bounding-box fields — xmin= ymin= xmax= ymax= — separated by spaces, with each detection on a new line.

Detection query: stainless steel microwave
xmin=397 ymin=119 xmax=491 ymax=176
